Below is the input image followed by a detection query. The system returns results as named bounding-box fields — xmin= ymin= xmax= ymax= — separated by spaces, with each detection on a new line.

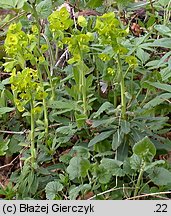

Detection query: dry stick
xmin=144 ymin=195 xmax=169 ymax=200
xmin=0 ymin=154 xmax=20 ymax=170
xmin=0 ymin=11 xmax=26 ymax=29
xmin=55 ymin=49 xmax=68 ymax=67
xmin=88 ymin=187 xmax=134 ymax=200
xmin=0 ymin=72 xmax=11 ymax=76
xmin=0 ymin=146 xmax=28 ymax=171
xmin=0 ymin=130 xmax=28 ymax=135
xmin=126 ymin=191 xmax=171 ymax=200
xmin=149 ymin=0 xmax=155 ymax=15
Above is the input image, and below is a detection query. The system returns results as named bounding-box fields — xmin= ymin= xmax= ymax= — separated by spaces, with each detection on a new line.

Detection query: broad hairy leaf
xmin=136 ymin=48 xmax=150 ymax=64
xmin=69 ymin=184 xmax=91 ymax=200
xmin=147 ymin=167 xmax=171 ymax=186
xmin=36 ymin=0 xmax=52 ymax=19
xmin=133 ymin=136 xmax=156 ymax=162
xmin=67 ymin=156 xmax=90 ymax=180
xmin=129 ymin=154 xmax=142 ymax=171
xmin=0 ymin=0 xmax=27 ymax=9
xmin=93 ymin=164 xmax=112 ymax=184
xmin=45 ymin=181 xmax=63 ymax=200
xmin=100 ymin=158 xmax=124 ymax=177
xmin=73 ymin=146 xmax=90 ymax=159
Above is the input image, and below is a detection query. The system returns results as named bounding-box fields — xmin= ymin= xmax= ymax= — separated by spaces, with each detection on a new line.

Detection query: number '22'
xmin=155 ymin=204 xmax=167 ymax=212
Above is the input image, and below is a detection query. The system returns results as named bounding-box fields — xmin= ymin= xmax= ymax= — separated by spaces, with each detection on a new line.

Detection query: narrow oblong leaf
xmin=0 ymin=107 xmax=15 ymax=115
xmin=88 ymin=130 xmax=113 ymax=147
xmin=146 ymin=81 xmax=171 ymax=93
xmin=144 ymin=93 xmax=171 ymax=109
xmin=93 ymin=102 xmax=114 ymax=118
xmin=112 ymin=130 xmax=123 ymax=150
xmin=154 ymin=25 xmax=171 ymax=36
xmin=121 ymin=120 xmax=131 ymax=134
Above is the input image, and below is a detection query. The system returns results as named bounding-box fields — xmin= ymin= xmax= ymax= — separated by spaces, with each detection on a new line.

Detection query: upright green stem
xmin=31 ymin=4 xmax=49 ymax=139
xmin=32 ymin=3 xmax=41 ymax=47
xmin=149 ymin=0 xmax=155 ymax=15
xmin=134 ymin=162 xmax=146 ymax=198
xmin=44 ymin=65 xmax=55 ymax=100
xmin=81 ymin=65 xmax=87 ymax=115
xmin=41 ymin=33 xmax=56 ymax=99
xmin=117 ymin=54 xmax=126 ymax=120
xmin=43 ymin=97 xmax=49 ymax=139
xmin=37 ymin=66 xmax=49 ymax=140
xmin=30 ymin=98 xmax=36 ymax=165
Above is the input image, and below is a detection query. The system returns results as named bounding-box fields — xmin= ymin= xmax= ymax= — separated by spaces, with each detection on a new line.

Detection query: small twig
xmin=0 ymin=72 xmax=11 ymax=76
xmin=0 ymin=154 xmax=20 ymax=170
xmin=126 ymin=191 xmax=171 ymax=200
xmin=149 ymin=0 xmax=155 ymax=15
xmin=0 ymin=181 xmax=5 ymax=190
xmin=88 ymin=187 xmax=134 ymax=200
xmin=144 ymin=195 xmax=169 ymax=200
xmin=0 ymin=11 xmax=26 ymax=29
xmin=71 ymin=7 xmax=77 ymax=29
xmin=48 ymin=123 xmax=62 ymax=128
xmin=0 ymin=130 xmax=28 ymax=135
xmin=165 ymin=99 xmax=171 ymax=104
xmin=55 ymin=49 xmax=68 ymax=67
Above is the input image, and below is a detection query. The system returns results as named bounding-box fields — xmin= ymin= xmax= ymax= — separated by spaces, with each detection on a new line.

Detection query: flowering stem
xmin=37 ymin=66 xmax=49 ymax=141
xmin=80 ymin=61 xmax=87 ymax=115
xmin=32 ymin=3 xmax=41 ymax=47
xmin=44 ymin=64 xmax=55 ymax=100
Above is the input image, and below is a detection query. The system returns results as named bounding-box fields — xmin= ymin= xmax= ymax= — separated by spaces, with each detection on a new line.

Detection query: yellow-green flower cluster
xmin=10 ymin=68 xmax=47 ymax=112
xmin=95 ymin=12 xmax=127 ymax=46
xmin=48 ymin=7 xmax=73 ymax=32
xmin=125 ymin=56 xmax=138 ymax=68
xmin=63 ymin=32 xmax=94 ymax=64
xmin=77 ymin=16 xmax=87 ymax=28
xmin=98 ymin=53 xmax=111 ymax=62
xmin=107 ymin=67 xmax=115 ymax=76
xmin=4 ymin=22 xmax=38 ymax=71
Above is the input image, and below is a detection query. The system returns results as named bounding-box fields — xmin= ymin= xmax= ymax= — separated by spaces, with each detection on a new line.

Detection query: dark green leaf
xmin=69 ymin=184 xmax=91 ymax=200
xmin=148 ymin=167 xmax=171 ymax=186
xmin=88 ymin=130 xmax=113 ymax=147
xmin=133 ymin=136 xmax=156 ymax=162
xmin=67 ymin=157 xmax=90 ymax=180
xmin=36 ymin=0 xmax=52 ymax=19
xmin=45 ymin=181 xmax=63 ymax=200
xmin=87 ymin=0 xmax=103 ymax=8
xmin=146 ymin=81 xmax=171 ymax=93
xmin=93 ymin=102 xmax=114 ymax=118
xmin=0 ymin=139 xmax=9 ymax=156
xmin=121 ymin=120 xmax=131 ymax=134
